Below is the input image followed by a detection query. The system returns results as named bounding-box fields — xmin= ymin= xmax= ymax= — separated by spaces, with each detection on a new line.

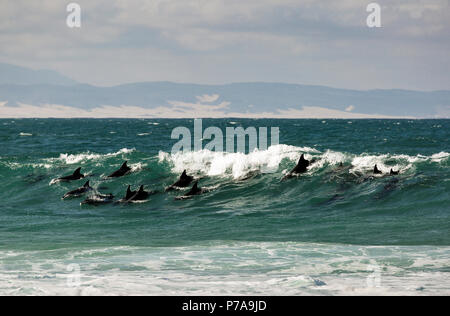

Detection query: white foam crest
xmin=159 ymin=145 xmax=320 ymax=179
xmin=129 ymin=162 xmax=146 ymax=172
xmin=350 ymin=154 xmax=397 ymax=174
xmin=160 ymin=146 xmax=449 ymax=178
xmin=350 ymin=151 xmax=450 ymax=174
xmin=430 ymin=152 xmax=449 ymax=162
xmin=309 ymin=150 xmax=346 ymax=170
xmin=1 ymin=161 xmax=52 ymax=170
xmin=46 ymin=148 xmax=136 ymax=165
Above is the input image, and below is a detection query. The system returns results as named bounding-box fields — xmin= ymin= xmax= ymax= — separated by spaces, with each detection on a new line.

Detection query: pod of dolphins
xmin=55 ymin=155 xmax=400 ymax=206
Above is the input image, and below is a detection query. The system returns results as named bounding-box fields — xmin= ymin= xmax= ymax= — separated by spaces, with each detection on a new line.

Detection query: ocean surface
xmin=0 ymin=118 xmax=449 ymax=295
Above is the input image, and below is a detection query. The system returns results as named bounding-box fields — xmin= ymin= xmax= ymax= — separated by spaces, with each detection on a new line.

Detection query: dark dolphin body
xmin=236 ymin=170 xmax=260 ymax=181
xmin=125 ymin=185 xmax=136 ymax=200
xmin=108 ymin=161 xmax=131 ymax=178
xmin=375 ymin=177 xmax=400 ymax=200
xmin=291 ymin=154 xmax=310 ymax=174
xmin=118 ymin=185 xmax=156 ymax=203
xmin=373 ymin=165 xmax=383 ymax=175
xmin=282 ymin=154 xmax=313 ymax=180
xmin=81 ymin=193 xmax=115 ymax=206
xmin=117 ymin=185 xmax=137 ymax=203
xmin=127 ymin=185 xmax=151 ymax=202
xmin=62 ymin=181 xmax=93 ymax=199
xmin=166 ymin=170 xmax=194 ymax=191
xmin=186 ymin=181 xmax=202 ymax=196
xmin=24 ymin=173 xmax=48 ymax=184
xmin=326 ymin=163 xmax=353 ymax=180
xmin=175 ymin=181 xmax=208 ymax=200
xmin=57 ymin=167 xmax=85 ymax=182
xmin=390 ymin=169 xmax=399 ymax=175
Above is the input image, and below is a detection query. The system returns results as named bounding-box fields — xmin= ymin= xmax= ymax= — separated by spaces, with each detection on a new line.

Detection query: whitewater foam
xmin=159 ymin=145 xmax=320 ymax=179
xmin=1 ymin=242 xmax=449 ymax=296
xmin=431 ymin=152 xmax=449 ymax=162
xmin=158 ymin=144 xmax=448 ymax=179
xmin=45 ymin=148 xmax=136 ymax=165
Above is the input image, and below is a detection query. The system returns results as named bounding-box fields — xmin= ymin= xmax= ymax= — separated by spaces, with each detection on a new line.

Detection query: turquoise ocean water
xmin=0 ymin=119 xmax=449 ymax=295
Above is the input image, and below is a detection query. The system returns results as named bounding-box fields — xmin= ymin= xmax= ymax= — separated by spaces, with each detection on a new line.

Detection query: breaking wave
xmin=44 ymin=148 xmax=136 ymax=165
xmin=158 ymin=145 xmax=449 ymax=179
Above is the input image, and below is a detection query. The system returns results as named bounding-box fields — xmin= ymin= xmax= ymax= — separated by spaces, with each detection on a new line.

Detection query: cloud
xmin=345 ymin=105 xmax=355 ymax=112
xmin=0 ymin=1 xmax=449 ymax=89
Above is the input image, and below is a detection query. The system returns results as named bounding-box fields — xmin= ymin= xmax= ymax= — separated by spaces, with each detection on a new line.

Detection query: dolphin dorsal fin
xmin=181 ymin=170 xmax=187 ymax=178
xmin=139 ymin=185 xmax=144 ymax=192
xmin=297 ymin=154 xmax=308 ymax=165
xmin=84 ymin=181 xmax=90 ymax=187
xmin=121 ymin=161 xmax=128 ymax=169
xmin=126 ymin=185 xmax=133 ymax=199
xmin=192 ymin=181 xmax=198 ymax=190
xmin=73 ymin=167 xmax=81 ymax=175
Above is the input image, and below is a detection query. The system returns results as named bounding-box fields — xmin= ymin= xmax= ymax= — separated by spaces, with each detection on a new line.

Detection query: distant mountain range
xmin=0 ymin=63 xmax=449 ymax=118
xmin=0 ymin=63 xmax=77 ymax=86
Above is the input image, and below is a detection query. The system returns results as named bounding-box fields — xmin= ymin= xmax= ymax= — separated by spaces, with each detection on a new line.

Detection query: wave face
xmin=0 ymin=119 xmax=449 ymax=295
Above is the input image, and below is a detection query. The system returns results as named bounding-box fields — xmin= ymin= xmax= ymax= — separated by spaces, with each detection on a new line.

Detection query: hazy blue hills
xmin=0 ymin=63 xmax=449 ymax=117
xmin=0 ymin=63 xmax=77 ymax=86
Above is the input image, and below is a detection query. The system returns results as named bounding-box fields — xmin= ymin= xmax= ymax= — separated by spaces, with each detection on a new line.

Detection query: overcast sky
xmin=0 ymin=0 xmax=449 ymax=90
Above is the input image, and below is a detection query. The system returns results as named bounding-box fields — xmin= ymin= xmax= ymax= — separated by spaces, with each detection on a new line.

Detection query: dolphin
xmin=24 ymin=173 xmax=47 ymax=184
xmin=282 ymin=154 xmax=312 ymax=180
xmin=57 ymin=167 xmax=85 ymax=182
xmin=127 ymin=185 xmax=150 ymax=202
xmin=125 ymin=185 xmax=136 ymax=200
xmin=326 ymin=163 xmax=356 ymax=183
xmin=166 ymin=170 xmax=194 ymax=191
xmin=175 ymin=181 xmax=208 ymax=200
xmin=81 ymin=193 xmax=114 ymax=206
xmin=373 ymin=165 xmax=383 ymax=175
xmin=186 ymin=181 xmax=202 ymax=196
xmin=375 ymin=177 xmax=400 ymax=200
xmin=116 ymin=185 xmax=136 ymax=203
xmin=62 ymin=181 xmax=93 ymax=199
xmin=292 ymin=154 xmax=310 ymax=174
xmin=236 ymin=170 xmax=260 ymax=181
xmin=108 ymin=161 xmax=131 ymax=178
xmin=390 ymin=168 xmax=399 ymax=175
